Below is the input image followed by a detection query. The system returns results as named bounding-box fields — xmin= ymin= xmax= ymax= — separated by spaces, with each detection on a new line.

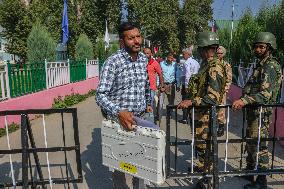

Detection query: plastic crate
xmin=101 ymin=119 xmax=166 ymax=185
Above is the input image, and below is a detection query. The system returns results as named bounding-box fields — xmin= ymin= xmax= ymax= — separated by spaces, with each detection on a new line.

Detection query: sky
xmin=212 ymin=0 xmax=282 ymax=20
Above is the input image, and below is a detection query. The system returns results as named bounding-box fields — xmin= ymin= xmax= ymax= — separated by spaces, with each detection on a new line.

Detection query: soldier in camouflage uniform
xmin=232 ymin=32 xmax=282 ymax=189
xmin=178 ymin=31 xmax=227 ymax=189
xmin=217 ymin=46 xmax=233 ymax=136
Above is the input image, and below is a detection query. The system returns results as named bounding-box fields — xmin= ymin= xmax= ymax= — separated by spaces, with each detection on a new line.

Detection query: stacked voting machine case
xmin=101 ymin=119 xmax=166 ymax=185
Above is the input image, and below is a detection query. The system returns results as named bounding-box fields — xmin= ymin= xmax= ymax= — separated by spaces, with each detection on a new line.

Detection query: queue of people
xmin=96 ymin=21 xmax=282 ymax=189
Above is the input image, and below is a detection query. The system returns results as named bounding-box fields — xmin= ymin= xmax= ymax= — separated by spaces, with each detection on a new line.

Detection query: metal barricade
xmin=0 ymin=108 xmax=82 ymax=188
xmin=166 ymin=104 xmax=284 ymax=189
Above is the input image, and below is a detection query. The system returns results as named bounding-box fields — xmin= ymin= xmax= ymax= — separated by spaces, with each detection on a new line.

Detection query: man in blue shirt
xmin=160 ymin=52 xmax=178 ymax=115
xmin=96 ymin=22 xmax=152 ymax=189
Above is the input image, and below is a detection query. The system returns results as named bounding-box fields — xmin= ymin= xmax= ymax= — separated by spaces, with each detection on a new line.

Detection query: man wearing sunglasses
xmin=232 ymin=32 xmax=282 ymax=189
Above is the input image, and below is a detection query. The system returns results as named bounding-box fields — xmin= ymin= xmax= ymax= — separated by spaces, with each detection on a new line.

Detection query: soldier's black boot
xmin=241 ymin=165 xmax=254 ymax=182
xmin=244 ymin=175 xmax=267 ymax=189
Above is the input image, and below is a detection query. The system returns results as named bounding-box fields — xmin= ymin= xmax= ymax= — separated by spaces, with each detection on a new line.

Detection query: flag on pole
xmin=62 ymin=0 xmax=69 ymax=44
xmin=104 ymin=20 xmax=110 ymax=51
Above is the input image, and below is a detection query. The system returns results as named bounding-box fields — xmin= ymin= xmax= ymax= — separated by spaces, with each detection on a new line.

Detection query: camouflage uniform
xmin=218 ymin=61 xmax=233 ymax=126
xmin=241 ymin=55 xmax=282 ymax=170
xmin=188 ymin=57 xmax=226 ymax=171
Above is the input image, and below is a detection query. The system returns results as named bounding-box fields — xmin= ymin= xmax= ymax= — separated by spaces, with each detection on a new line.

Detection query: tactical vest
xmin=187 ymin=58 xmax=227 ymax=104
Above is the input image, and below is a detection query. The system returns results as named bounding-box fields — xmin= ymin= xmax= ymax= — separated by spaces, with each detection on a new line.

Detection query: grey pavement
xmin=0 ymin=96 xmax=283 ymax=189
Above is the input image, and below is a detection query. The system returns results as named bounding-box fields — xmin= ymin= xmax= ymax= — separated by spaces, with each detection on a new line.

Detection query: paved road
xmin=0 ymin=96 xmax=283 ymax=189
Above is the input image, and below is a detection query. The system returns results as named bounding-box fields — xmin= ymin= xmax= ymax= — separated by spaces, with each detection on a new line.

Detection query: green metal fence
xmin=69 ymin=60 xmax=86 ymax=82
xmin=7 ymin=62 xmax=46 ymax=97
xmin=3 ymin=59 xmax=100 ymax=99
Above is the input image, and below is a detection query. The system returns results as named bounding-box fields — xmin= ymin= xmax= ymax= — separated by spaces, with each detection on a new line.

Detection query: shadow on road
xmin=81 ymin=128 xmax=112 ymax=189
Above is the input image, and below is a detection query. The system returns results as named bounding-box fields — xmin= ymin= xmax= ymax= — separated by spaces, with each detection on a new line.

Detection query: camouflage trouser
xmin=195 ymin=113 xmax=212 ymax=171
xmin=245 ymin=110 xmax=272 ymax=170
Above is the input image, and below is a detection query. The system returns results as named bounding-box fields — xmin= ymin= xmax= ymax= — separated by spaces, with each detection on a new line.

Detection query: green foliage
xmin=262 ymin=3 xmax=284 ymax=53
xmin=29 ymin=0 xmax=82 ymax=59
xmin=0 ymin=0 xmax=32 ymax=60
xmin=127 ymin=0 xmax=213 ymax=52
xmin=27 ymin=21 xmax=56 ymax=62
xmin=217 ymin=28 xmax=230 ymax=50
xmin=128 ymin=0 xmax=181 ymax=52
xmin=107 ymin=42 xmax=120 ymax=57
xmin=231 ymin=10 xmax=263 ymax=65
xmin=75 ymin=34 xmax=94 ymax=60
xmin=0 ymin=0 xmax=121 ymax=60
xmin=179 ymin=0 xmax=213 ymax=49
xmin=80 ymin=0 xmax=122 ymax=51
xmin=94 ymin=35 xmax=107 ymax=60
xmin=52 ymin=89 xmax=96 ymax=109
xmin=229 ymin=2 xmax=284 ymax=65
xmin=0 ymin=122 xmax=20 ymax=137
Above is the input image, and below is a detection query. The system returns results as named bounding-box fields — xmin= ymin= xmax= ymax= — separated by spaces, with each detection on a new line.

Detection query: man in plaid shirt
xmin=96 ymin=22 xmax=152 ymax=189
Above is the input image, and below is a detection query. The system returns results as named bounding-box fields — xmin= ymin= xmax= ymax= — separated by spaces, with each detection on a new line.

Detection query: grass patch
xmin=52 ymin=89 xmax=96 ymax=109
xmin=0 ymin=122 xmax=20 ymax=137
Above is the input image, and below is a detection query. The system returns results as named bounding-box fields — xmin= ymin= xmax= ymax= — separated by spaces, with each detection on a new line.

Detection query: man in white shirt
xmin=178 ymin=47 xmax=200 ymax=124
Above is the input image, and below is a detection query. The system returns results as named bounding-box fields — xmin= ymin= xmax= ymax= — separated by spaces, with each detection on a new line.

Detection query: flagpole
xmin=62 ymin=0 xmax=69 ymax=60
xmin=104 ymin=19 xmax=110 ymax=52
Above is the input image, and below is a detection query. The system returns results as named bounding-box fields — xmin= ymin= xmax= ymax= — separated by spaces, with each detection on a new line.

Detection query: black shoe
xmin=178 ymin=119 xmax=188 ymax=124
xmin=244 ymin=175 xmax=267 ymax=189
xmin=217 ymin=125 xmax=225 ymax=137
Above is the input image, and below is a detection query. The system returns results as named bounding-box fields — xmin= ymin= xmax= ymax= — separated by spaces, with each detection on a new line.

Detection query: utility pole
xmin=229 ymin=0 xmax=235 ymax=62
xmin=230 ymin=0 xmax=235 ymax=43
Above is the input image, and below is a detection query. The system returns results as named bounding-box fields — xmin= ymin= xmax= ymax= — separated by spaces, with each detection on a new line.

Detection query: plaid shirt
xmin=96 ymin=49 xmax=151 ymax=118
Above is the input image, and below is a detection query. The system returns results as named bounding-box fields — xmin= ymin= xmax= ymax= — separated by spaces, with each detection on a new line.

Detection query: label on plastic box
xmin=119 ymin=161 xmax=137 ymax=174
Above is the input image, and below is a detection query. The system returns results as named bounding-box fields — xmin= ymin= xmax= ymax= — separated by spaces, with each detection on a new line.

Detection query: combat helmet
xmin=196 ymin=31 xmax=219 ymax=47
xmin=253 ymin=32 xmax=277 ymax=49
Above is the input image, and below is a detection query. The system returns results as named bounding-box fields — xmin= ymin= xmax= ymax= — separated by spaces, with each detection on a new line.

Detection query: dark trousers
xmin=181 ymin=85 xmax=188 ymax=120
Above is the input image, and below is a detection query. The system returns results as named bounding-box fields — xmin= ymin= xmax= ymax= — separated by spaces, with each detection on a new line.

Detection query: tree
xmin=217 ymin=28 xmax=230 ymax=51
xmin=75 ymin=33 xmax=94 ymax=60
xmin=80 ymin=0 xmax=122 ymax=49
xmin=28 ymin=0 xmax=81 ymax=59
xmin=107 ymin=42 xmax=120 ymax=57
xmin=80 ymin=0 xmax=101 ymax=46
xmin=0 ymin=0 xmax=32 ymax=60
xmin=128 ymin=0 xmax=180 ymax=52
xmin=179 ymin=0 xmax=213 ymax=49
xmin=231 ymin=10 xmax=263 ymax=65
xmin=94 ymin=35 xmax=106 ymax=60
xmin=27 ymin=21 xmax=56 ymax=62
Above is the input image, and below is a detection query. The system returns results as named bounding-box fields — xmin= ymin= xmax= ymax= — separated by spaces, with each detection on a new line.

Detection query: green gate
xmin=7 ymin=62 xmax=46 ymax=97
xmin=69 ymin=60 xmax=86 ymax=82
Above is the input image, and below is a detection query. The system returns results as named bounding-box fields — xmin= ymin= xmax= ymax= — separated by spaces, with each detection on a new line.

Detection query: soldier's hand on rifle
xmin=177 ymin=100 xmax=192 ymax=109
xmin=232 ymin=99 xmax=245 ymax=110
xmin=118 ymin=110 xmax=136 ymax=131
